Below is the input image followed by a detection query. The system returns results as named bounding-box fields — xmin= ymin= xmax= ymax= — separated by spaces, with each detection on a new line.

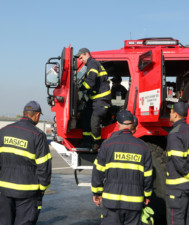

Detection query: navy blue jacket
xmin=80 ymin=57 xmax=111 ymax=102
xmin=91 ymin=129 xmax=153 ymax=210
xmin=166 ymin=119 xmax=189 ymax=196
xmin=0 ymin=116 xmax=52 ymax=198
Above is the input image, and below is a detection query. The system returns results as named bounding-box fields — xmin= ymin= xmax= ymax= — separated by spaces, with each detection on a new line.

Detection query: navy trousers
xmin=0 ymin=192 xmax=42 ymax=225
xmin=166 ymin=193 xmax=189 ymax=225
xmin=82 ymin=100 xmax=110 ymax=141
xmin=101 ymin=206 xmax=142 ymax=225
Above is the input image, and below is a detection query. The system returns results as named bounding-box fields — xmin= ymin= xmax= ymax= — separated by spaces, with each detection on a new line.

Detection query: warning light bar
xmin=145 ymin=40 xmax=178 ymax=45
xmin=124 ymin=38 xmax=179 ymax=48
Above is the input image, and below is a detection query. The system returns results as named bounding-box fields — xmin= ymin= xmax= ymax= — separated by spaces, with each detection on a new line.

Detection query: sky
xmin=1 ymin=0 xmax=189 ymax=121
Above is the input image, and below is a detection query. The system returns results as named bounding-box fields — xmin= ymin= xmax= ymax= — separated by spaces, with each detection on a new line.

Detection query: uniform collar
xmin=119 ymin=128 xmax=132 ymax=135
xmin=173 ymin=118 xmax=186 ymax=128
xmin=85 ymin=56 xmax=92 ymax=66
xmin=110 ymin=128 xmax=132 ymax=139
xmin=21 ymin=116 xmax=36 ymax=125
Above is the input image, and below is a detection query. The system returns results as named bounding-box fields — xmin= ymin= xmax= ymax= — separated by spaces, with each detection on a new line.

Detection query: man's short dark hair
xmin=23 ymin=107 xmax=36 ymax=117
xmin=111 ymin=76 xmax=122 ymax=83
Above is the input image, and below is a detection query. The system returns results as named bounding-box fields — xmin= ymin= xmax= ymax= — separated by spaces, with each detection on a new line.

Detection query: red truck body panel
xmin=46 ymin=38 xmax=189 ymax=151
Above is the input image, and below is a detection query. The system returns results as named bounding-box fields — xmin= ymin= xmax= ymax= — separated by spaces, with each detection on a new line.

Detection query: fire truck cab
xmin=45 ymin=37 xmax=189 ymax=223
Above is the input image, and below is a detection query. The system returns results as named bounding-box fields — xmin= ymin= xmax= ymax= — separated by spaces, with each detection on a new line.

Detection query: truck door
xmin=53 ymin=45 xmax=76 ymax=134
xmin=138 ymin=47 xmax=164 ymax=122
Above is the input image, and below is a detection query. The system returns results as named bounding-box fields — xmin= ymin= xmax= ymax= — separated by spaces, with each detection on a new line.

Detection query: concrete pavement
xmin=37 ymin=146 xmax=99 ymax=225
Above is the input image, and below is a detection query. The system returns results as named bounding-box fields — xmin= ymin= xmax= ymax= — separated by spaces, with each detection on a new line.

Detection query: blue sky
xmin=1 ymin=0 xmax=189 ymax=120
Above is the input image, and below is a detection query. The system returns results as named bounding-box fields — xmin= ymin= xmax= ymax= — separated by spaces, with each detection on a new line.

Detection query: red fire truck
xmin=45 ymin=38 xmax=189 ymax=224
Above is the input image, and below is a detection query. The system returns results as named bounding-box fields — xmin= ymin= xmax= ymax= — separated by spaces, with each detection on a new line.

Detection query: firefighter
xmin=75 ymin=48 xmax=111 ymax=151
xmin=0 ymin=101 xmax=52 ymax=225
xmin=91 ymin=109 xmax=153 ymax=225
xmin=111 ymin=76 xmax=127 ymax=100
xmin=166 ymin=101 xmax=189 ymax=225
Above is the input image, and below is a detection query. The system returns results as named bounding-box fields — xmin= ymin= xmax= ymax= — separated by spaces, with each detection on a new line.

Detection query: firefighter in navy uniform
xmin=166 ymin=102 xmax=189 ymax=225
xmin=111 ymin=76 xmax=127 ymax=100
xmin=91 ymin=110 xmax=153 ymax=225
xmin=75 ymin=48 xmax=111 ymax=151
xmin=0 ymin=101 xmax=52 ymax=225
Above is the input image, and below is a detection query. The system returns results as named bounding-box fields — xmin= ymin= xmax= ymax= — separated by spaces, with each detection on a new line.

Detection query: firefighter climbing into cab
xmin=75 ymin=48 xmax=111 ymax=151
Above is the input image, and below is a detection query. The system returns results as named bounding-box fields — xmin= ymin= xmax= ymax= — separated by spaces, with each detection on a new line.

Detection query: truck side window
xmin=138 ymin=51 xmax=152 ymax=71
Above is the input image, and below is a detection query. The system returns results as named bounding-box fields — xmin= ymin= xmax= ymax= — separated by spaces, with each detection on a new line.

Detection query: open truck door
xmin=137 ymin=47 xmax=164 ymax=122
xmin=52 ymin=46 xmax=76 ymax=135
xmin=45 ymin=46 xmax=77 ymax=138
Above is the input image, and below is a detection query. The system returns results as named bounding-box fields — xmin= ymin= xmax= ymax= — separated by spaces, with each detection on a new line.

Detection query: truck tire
xmin=147 ymin=143 xmax=167 ymax=225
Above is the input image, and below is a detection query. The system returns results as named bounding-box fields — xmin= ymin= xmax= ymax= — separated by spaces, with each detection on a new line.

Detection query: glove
xmin=141 ymin=206 xmax=154 ymax=225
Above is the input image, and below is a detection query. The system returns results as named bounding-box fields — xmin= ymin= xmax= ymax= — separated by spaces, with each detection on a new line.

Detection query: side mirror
xmin=45 ymin=62 xmax=60 ymax=87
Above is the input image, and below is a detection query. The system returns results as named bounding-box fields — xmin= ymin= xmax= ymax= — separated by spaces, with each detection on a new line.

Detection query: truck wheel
xmin=147 ymin=143 xmax=167 ymax=225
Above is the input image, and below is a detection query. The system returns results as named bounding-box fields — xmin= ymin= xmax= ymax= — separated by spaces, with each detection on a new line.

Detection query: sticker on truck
xmin=139 ymin=89 xmax=160 ymax=113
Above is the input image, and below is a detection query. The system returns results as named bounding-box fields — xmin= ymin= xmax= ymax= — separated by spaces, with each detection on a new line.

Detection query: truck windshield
xmin=77 ymin=65 xmax=87 ymax=80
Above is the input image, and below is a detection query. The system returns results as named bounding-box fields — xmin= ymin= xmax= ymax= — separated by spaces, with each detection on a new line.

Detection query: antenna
xmin=130 ymin=32 xmax=132 ymax=40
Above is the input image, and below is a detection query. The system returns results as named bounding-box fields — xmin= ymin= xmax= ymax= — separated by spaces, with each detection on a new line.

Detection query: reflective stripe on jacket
xmin=80 ymin=57 xmax=111 ymax=101
xmin=166 ymin=119 xmax=189 ymax=195
xmin=91 ymin=129 xmax=153 ymax=210
xmin=0 ymin=116 xmax=52 ymax=198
